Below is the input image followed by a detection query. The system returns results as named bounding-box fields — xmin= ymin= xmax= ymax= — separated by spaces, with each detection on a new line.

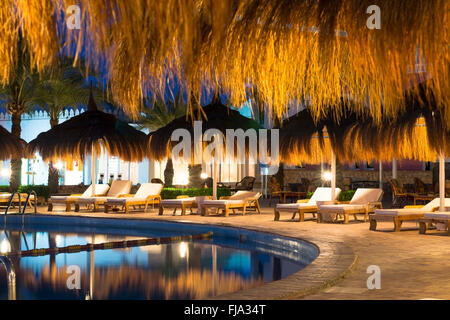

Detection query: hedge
xmin=0 ymin=185 xmax=51 ymax=200
xmin=161 ymin=187 xmax=231 ymax=200
xmin=18 ymin=185 xmax=51 ymax=200
xmin=1 ymin=185 xmax=231 ymax=201
xmin=338 ymin=190 xmax=356 ymax=202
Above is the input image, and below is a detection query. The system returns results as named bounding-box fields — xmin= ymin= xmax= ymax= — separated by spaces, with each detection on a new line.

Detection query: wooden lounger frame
xmin=273 ymin=199 xmax=317 ymax=222
xmin=419 ymin=217 xmax=450 ymax=236
xmin=201 ymin=195 xmax=261 ymax=217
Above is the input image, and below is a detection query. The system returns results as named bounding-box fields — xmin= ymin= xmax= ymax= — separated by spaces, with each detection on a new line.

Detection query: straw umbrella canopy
xmin=346 ymin=83 xmax=450 ymax=211
xmin=28 ymin=89 xmax=148 ymax=196
xmin=0 ymin=1 xmax=447 ymax=124
xmin=148 ymin=100 xmax=262 ymax=199
xmin=0 ymin=126 xmax=26 ymax=161
xmin=278 ymin=104 xmax=376 ymax=199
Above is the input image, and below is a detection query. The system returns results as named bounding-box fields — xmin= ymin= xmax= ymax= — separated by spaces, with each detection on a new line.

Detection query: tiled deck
xmin=24 ymin=202 xmax=450 ymax=300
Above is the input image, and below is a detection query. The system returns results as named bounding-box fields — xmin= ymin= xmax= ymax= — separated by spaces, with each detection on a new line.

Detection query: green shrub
xmin=161 ymin=187 xmax=231 ymax=200
xmin=18 ymin=185 xmax=51 ymax=200
xmin=0 ymin=186 xmax=10 ymax=193
xmin=338 ymin=190 xmax=356 ymax=202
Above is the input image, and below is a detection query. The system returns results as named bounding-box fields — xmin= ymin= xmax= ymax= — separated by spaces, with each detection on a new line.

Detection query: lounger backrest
xmin=230 ymin=191 xmax=260 ymax=200
xmin=135 ymin=183 xmax=163 ymax=199
xmin=350 ymin=188 xmax=383 ymax=204
xmin=81 ymin=184 xmax=110 ymax=197
xmin=309 ymin=187 xmax=342 ymax=204
xmin=421 ymin=198 xmax=450 ymax=211
xmin=107 ymin=180 xmax=132 ymax=197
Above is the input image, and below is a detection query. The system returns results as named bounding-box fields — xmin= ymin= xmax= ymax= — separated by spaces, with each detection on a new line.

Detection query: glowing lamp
xmin=322 ymin=171 xmax=332 ymax=181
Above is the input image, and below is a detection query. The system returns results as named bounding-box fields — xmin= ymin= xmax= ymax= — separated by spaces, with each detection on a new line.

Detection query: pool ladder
xmin=3 ymin=191 xmax=37 ymax=226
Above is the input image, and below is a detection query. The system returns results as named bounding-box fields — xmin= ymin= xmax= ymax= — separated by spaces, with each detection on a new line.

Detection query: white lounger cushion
xmin=77 ymin=180 xmax=132 ymax=204
xmin=0 ymin=194 xmax=12 ymax=199
xmin=161 ymin=197 xmax=196 ymax=205
xmin=201 ymin=191 xmax=260 ymax=208
xmin=318 ymin=188 xmax=383 ymax=222
xmin=276 ymin=187 xmax=341 ymax=210
xmin=374 ymin=208 xmax=425 ymax=216
xmin=229 ymin=191 xmax=261 ymax=200
xmin=105 ymin=180 xmax=132 ymax=197
xmin=349 ymin=188 xmax=383 ymax=205
xmin=50 ymin=184 xmax=110 ymax=203
xmin=275 ymin=203 xmax=319 ymax=211
xmin=319 ymin=204 xmax=367 ymax=214
xmin=374 ymin=198 xmax=450 ymax=216
xmin=309 ymin=187 xmax=342 ymax=204
xmin=202 ymin=199 xmax=245 ymax=206
xmin=106 ymin=183 xmax=163 ymax=205
xmin=424 ymin=212 xmax=450 ymax=219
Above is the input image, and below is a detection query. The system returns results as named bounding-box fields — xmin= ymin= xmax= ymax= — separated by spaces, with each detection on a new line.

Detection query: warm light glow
xmin=0 ymin=168 xmax=9 ymax=177
xmin=200 ymin=172 xmax=208 ymax=180
xmin=322 ymin=171 xmax=332 ymax=181
xmin=179 ymin=242 xmax=188 ymax=258
xmin=54 ymin=162 xmax=63 ymax=170
xmin=0 ymin=239 xmax=11 ymax=253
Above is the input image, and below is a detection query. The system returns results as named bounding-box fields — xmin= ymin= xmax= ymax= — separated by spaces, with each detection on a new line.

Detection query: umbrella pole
xmin=331 ymin=150 xmax=336 ymax=200
xmin=392 ymin=158 xmax=397 ymax=179
xmin=91 ymin=145 xmax=96 ymax=197
xmin=213 ymin=160 xmax=218 ymax=200
xmin=440 ymin=154 xmax=445 ymax=212
xmin=379 ymin=161 xmax=383 ymax=189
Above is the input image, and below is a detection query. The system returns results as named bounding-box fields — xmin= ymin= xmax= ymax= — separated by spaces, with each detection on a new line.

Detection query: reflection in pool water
xmin=0 ymin=229 xmax=305 ymax=300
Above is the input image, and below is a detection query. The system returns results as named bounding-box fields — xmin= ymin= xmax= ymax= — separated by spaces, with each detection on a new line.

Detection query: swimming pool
xmin=0 ymin=216 xmax=318 ymax=300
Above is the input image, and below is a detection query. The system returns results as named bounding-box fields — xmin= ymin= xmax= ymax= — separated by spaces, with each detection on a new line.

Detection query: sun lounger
xmin=200 ymin=191 xmax=262 ymax=217
xmin=75 ymin=180 xmax=132 ymax=212
xmin=0 ymin=193 xmax=32 ymax=209
xmin=159 ymin=196 xmax=212 ymax=216
xmin=419 ymin=210 xmax=450 ymax=235
xmin=370 ymin=198 xmax=450 ymax=232
xmin=318 ymin=188 xmax=384 ymax=223
xmin=274 ymin=187 xmax=342 ymax=222
xmin=104 ymin=183 xmax=163 ymax=213
xmin=47 ymin=184 xmax=110 ymax=212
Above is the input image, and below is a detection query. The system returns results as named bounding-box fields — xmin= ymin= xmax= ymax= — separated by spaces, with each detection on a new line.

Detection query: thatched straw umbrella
xmin=28 ymin=88 xmax=148 ymax=196
xmin=347 ymin=83 xmax=450 ymax=211
xmin=0 ymin=1 xmax=447 ymax=124
xmin=0 ymin=126 xmax=26 ymax=161
xmin=148 ymin=100 xmax=262 ymax=199
xmin=278 ymin=105 xmax=372 ymax=200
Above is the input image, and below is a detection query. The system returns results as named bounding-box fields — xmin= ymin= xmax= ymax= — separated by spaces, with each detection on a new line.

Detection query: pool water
xmin=0 ymin=223 xmax=317 ymax=300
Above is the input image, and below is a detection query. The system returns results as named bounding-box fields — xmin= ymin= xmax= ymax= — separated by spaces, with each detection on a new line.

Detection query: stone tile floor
xmin=32 ymin=201 xmax=450 ymax=300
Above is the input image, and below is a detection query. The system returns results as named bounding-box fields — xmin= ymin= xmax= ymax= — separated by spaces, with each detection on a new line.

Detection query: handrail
xmin=21 ymin=191 xmax=37 ymax=226
xmin=0 ymin=256 xmax=16 ymax=300
xmin=4 ymin=192 xmax=21 ymax=226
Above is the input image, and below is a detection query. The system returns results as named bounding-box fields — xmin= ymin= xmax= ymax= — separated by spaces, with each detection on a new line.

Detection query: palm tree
xmin=33 ymin=59 xmax=94 ymax=194
xmin=139 ymin=92 xmax=187 ymax=187
xmin=0 ymin=47 xmax=42 ymax=192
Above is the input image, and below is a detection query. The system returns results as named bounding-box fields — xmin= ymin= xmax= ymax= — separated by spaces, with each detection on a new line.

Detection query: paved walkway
xmin=32 ymin=204 xmax=450 ymax=300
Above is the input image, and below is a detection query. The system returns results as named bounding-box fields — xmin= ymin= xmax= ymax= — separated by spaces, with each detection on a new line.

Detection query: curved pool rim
xmin=1 ymin=214 xmax=357 ymax=300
